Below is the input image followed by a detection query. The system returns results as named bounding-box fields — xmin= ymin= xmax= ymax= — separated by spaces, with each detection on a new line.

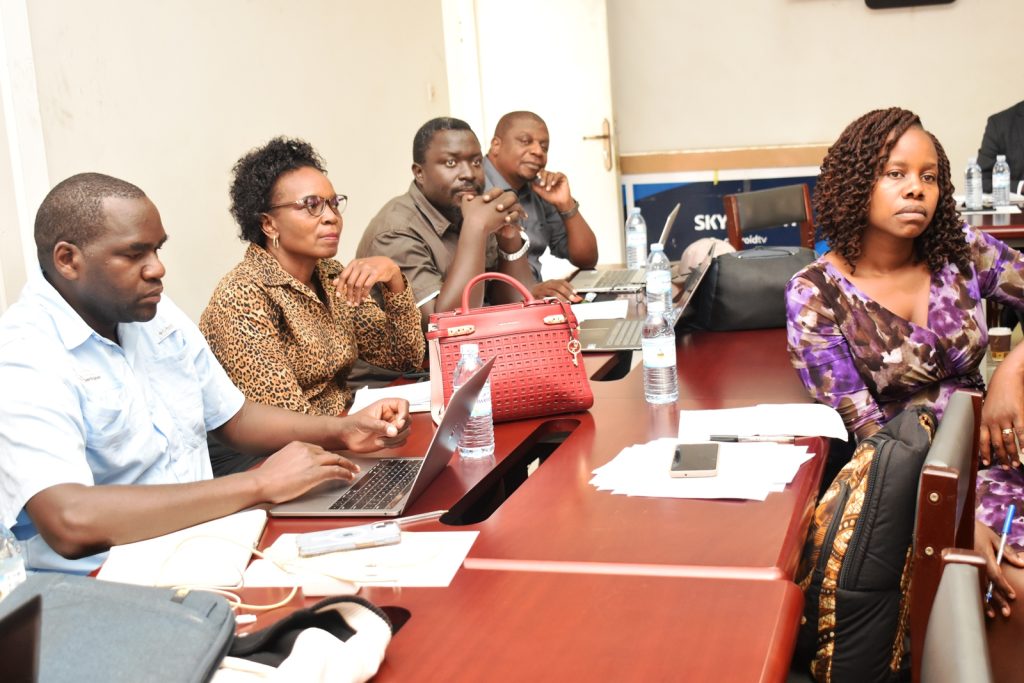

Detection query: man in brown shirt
xmin=357 ymin=117 xmax=534 ymax=327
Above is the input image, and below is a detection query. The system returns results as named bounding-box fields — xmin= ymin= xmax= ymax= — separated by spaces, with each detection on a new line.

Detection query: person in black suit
xmin=978 ymin=100 xmax=1024 ymax=193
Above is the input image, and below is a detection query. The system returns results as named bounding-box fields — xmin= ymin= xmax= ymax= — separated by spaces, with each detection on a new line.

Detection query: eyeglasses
xmin=267 ymin=194 xmax=347 ymax=217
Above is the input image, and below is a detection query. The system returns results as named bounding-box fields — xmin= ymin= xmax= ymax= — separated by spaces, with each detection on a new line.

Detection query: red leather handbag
xmin=427 ymin=272 xmax=593 ymax=423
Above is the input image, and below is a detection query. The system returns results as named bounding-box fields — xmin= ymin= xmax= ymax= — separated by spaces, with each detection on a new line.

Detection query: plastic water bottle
xmin=993 ymin=154 xmax=1012 ymax=206
xmin=646 ymin=243 xmax=673 ymax=316
xmin=642 ymin=307 xmax=679 ymax=404
xmin=965 ymin=157 xmax=984 ymax=210
xmin=625 ymin=208 xmax=648 ymax=270
xmin=452 ymin=343 xmax=494 ymax=459
xmin=0 ymin=524 xmax=26 ymax=602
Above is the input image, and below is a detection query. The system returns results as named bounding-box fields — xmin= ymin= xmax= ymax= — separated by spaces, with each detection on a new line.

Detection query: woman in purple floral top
xmin=786 ymin=108 xmax=1024 ymax=677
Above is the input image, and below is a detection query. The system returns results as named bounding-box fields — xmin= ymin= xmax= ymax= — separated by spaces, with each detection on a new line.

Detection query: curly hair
xmin=815 ymin=107 xmax=969 ymax=274
xmin=230 ymin=137 xmax=326 ymax=246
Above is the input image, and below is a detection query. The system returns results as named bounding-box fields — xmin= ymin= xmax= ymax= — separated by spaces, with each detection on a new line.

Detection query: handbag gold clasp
xmin=543 ymin=314 xmax=567 ymax=325
xmin=446 ymin=325 xmax=475 ymax=337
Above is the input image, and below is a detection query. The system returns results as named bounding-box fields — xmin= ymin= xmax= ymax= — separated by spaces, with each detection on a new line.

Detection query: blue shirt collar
xmin=26 ymin=273 xmax=119 ymax=352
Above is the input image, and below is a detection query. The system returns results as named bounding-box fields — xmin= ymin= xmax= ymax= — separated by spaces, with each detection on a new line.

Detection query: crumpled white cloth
xmin=213 ymin=600 xmax=392 ymax=683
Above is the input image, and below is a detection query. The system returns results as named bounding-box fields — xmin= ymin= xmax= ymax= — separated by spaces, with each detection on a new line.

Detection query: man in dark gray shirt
xmin=485 ymin=111 xmax=598 ymax=302
xmin=357 ymin=117 xmax=533 ymax=328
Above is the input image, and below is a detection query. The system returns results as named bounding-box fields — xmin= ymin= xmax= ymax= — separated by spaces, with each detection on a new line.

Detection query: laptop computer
xmin=577 ymin=243 xmax=715 ymax=352
xmin=571 ymin=203 xmax=681 ymax=293
xmin=270 ymin=356 xmax=495 ymax=517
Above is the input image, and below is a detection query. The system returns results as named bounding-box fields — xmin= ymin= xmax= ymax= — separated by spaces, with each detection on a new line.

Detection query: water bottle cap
xmin=650 ymin=243 xmax=664 ymax=252
xmin=459 ymin=343 xmax=479 ymax=356
xmin=629 ymin=207 xmax=641 ymax=215
xmin=997 ymin=154 xmax=1007 ymax=162
xmin=968 ymin=156 xmax=977 ymax=164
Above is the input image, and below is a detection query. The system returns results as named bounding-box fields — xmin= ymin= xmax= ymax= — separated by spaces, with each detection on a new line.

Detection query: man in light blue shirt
xmin=0 ymin=173 xmax=411 ymax=573
xmin=484 ymin=111 xmax=599 ymax=302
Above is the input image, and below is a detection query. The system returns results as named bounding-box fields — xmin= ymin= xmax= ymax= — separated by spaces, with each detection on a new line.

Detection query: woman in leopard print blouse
xmin=200 ymin=137 xmax=424 ymax=420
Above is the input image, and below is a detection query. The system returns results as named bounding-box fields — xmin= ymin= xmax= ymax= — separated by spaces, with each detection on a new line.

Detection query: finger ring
xmin=1003 ymin=428 xmax=1016 ymax=435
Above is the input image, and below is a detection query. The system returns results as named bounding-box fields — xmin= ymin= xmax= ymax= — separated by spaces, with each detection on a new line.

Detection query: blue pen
xmin=986 ymin=503 xmax=1016 ymax=602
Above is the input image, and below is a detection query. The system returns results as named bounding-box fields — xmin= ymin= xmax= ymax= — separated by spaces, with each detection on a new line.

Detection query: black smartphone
xmin=670 ymin=442 xmax=719 ymax=478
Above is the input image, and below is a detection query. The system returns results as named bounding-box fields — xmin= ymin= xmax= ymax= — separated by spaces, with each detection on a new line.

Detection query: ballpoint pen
xmin=986 ymin=503 xmax=1016 ymax=602
xmin=709 ymin=435 xmax=796 ymax=444
xmin=416 ymin=290 xmax=441 ymax=308
xmin=395 ymin=509 xmax=447 ymax=527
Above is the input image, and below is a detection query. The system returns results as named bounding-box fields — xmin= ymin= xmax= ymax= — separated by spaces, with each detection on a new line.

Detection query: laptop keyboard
xmin=594 ymin=269 xmax=643 ymax=288
xmin=608 ymin=318 xmax=645 ymax=348
xmin=329 ymin=458 xmax=422 ymax=510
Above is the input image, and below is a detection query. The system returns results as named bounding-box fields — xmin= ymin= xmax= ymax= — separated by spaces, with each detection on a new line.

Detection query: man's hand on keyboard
xmin=255 ymin=441 xmax=361 ymax=504
xmin=343 ymin=398 xmax=412 ymax=452
xmin=532 ymin=279 xmax=582 ymax=302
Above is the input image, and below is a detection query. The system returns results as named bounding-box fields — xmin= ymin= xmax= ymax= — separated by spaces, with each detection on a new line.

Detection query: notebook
xmin=571 ymin=203 xmax=681 ymax=293
xmin=578 ymin=243 xmax=715 ymax=352
xmin=97 ymin=508 xmax=268 ymax=588
xmin=271 ymin=356 xmax=495 ymax=518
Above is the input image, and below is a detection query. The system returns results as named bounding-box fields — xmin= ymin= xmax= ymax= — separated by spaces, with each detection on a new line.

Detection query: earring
xmin=272 ymin=235 xmax=279 ymax=249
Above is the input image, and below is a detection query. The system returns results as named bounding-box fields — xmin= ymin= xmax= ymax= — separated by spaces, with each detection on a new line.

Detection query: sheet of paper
xmin=98 ymin=509 xmax=267 ymax=588
xmin=350 ymin=381 xmax=431 ymax=414
xmin=678 ymin=403 xmax=847 ymax=442
xmin=570 ymin=299 xmax=629 ymax=324
xmin=242 ymin=531 xmax=479 ymax=594
xmin=589 ymin=438 xmax=812 ymax=501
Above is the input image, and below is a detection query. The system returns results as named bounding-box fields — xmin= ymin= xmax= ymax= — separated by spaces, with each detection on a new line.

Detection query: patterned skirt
xmin=977 ymin=467 xmax=1024 ymax=550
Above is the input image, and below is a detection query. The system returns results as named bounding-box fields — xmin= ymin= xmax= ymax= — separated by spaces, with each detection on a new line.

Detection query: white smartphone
xmin=670 ymin=442 xmax=719 ymax=478
xmin=296 ymin=521 xmax=402 ymax=557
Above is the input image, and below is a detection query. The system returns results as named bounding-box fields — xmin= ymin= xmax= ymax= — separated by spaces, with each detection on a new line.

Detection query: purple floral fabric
xmin=786 ymin=225 xmax=1024 ymax=541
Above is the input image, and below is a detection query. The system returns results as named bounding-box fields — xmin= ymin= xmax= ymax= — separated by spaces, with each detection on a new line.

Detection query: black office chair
xmin=919 ymin=550 xmax=993 ymax=683
xmin=722 ymin=183 xmax=815 ymax=252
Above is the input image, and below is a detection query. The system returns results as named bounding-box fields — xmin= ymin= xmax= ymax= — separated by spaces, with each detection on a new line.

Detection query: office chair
xmin=919 ymin=551 xmax=993 ymax=683
xmin=909 ymin=390 xmax=983 ymax=683
xmin=722 ymin=183 xmax=815 ymax=251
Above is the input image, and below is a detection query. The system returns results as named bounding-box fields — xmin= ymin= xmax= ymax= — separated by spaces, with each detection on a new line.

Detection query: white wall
xmin=607 ymin=0 xmax=1022 ymax=188
xmin=0 ymin=100 xmax=26 ymax=310
xmin=21 ymin=1 xmax=450 ymax=319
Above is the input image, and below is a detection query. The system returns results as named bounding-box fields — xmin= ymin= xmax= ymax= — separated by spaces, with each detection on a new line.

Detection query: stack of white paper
xmin=589 ymin=437 xmax=814 ymax=501
xmin=350 ymin=381 xmax=431 ymax=413
xmin=242 ymin=530 xmax=479 ymax=595
xmin=569 ymin=299 xmax=629 ymax=324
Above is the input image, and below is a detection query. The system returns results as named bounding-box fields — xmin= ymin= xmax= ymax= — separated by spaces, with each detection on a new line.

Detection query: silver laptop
xmin=571 ymin=203 xmax=681 ymax=293
xmin=271 ymin=357 xmax=495 ymax=517
xmin=578 ymin=243 xmax=714 ymax=352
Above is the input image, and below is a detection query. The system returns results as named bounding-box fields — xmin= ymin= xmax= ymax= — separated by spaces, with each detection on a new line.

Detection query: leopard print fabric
xmin=200 ymin=244 xmax=424 ymax=415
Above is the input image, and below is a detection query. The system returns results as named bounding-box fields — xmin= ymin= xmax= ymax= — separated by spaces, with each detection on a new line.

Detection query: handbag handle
xmin=459 ymin=272 xmax=535 ymax=313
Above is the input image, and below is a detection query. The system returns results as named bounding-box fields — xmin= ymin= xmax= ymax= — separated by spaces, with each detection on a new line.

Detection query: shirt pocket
xmin=80 ymin=380 xmax=134 ymax=452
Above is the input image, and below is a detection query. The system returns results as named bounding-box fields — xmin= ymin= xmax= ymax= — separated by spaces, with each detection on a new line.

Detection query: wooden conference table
xmin=250 ymin=326 xmax=826 ymax=682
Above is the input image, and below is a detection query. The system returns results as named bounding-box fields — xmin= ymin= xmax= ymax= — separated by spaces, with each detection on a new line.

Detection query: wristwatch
xmin=497 ymin=229 xmax=530 ymax=261
xmin=559 ymin=198 xmax=580 ymax=220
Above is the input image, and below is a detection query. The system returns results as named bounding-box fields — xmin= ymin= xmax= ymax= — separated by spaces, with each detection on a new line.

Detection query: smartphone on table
xmin=670 ymin=442 xmax=719 ymax=478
